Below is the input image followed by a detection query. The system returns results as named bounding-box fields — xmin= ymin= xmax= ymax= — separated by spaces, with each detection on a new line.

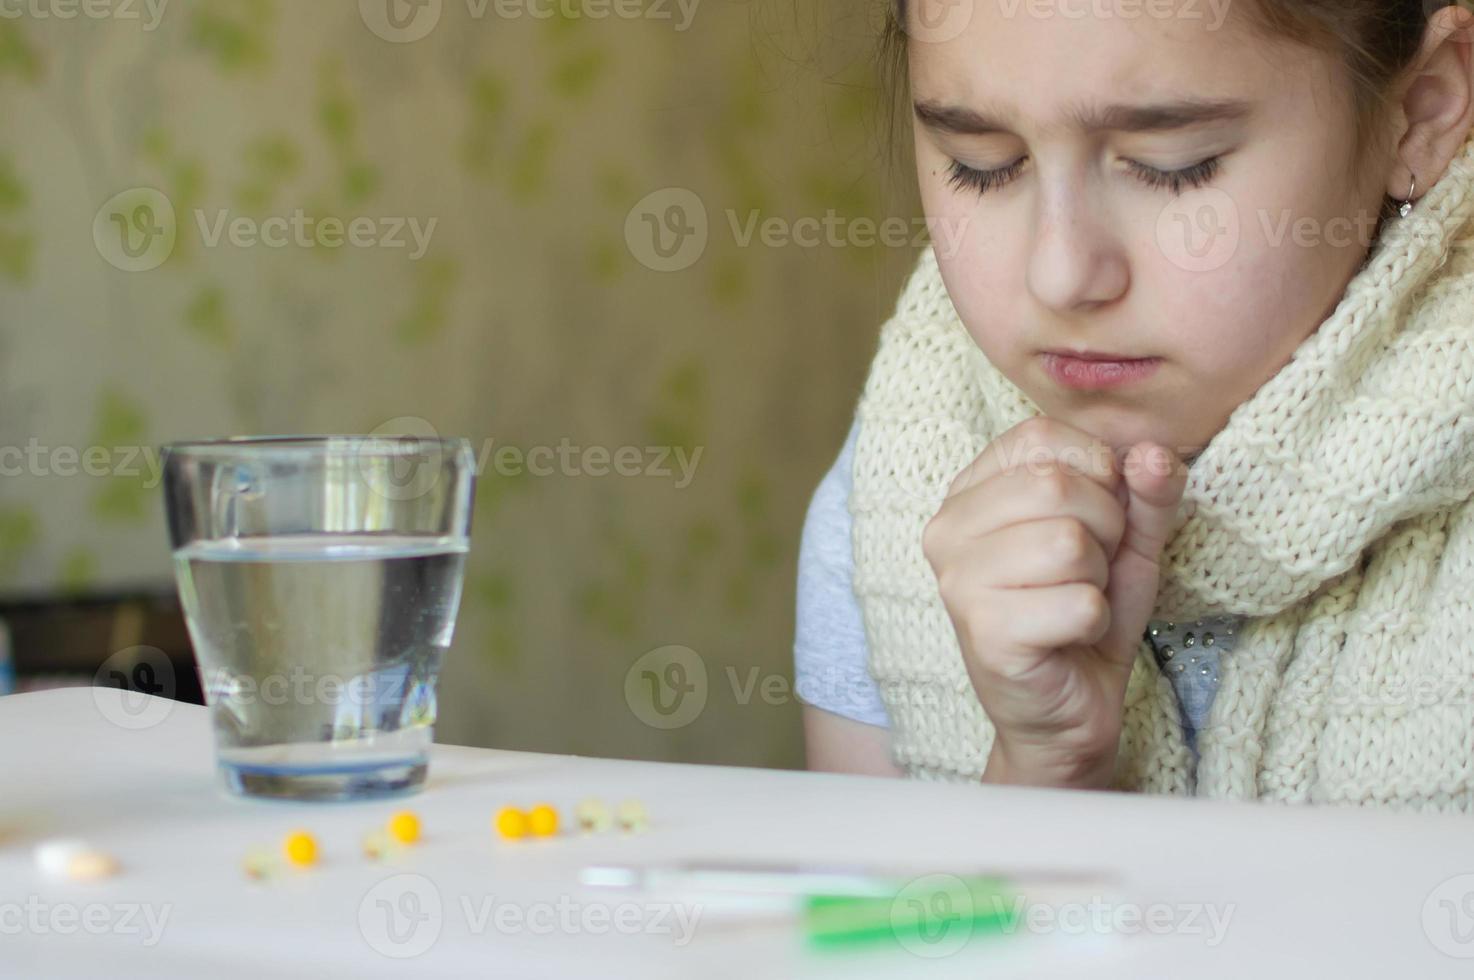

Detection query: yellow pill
xmin=494 ymin=806 xmax=528 ymax=840
xmin=527 ymin=804 xmax=559 ymax=837
xmin=283 ymin=831 xmax=319 ymax=867
xmin=387 ymin=811 xmax=421 ymax=845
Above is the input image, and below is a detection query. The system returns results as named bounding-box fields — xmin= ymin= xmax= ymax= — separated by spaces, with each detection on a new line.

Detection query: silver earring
xmin=1398 ymin=175 xmax=1417 ymax=218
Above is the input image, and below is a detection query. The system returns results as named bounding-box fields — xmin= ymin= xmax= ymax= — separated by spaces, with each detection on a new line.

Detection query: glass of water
xmin=162 ymin=435 xmax=475 ymax=802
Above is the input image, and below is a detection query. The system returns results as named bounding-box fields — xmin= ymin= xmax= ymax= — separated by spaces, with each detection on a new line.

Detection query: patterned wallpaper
xmin=0 ymin=0 xmax=920 ymax=767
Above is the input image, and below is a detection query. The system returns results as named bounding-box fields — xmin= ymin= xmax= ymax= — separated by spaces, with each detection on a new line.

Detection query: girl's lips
xmin=1039 ymin=352 xmax=1162 ymax=390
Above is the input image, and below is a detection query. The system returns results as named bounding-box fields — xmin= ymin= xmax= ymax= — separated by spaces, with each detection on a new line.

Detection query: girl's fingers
xmin=947 ymin=581 xmax=1110 ymax=661
xmin=975 ymin=517 xmax=1112 ymax=591
xmin=945 ymin=415 xmax=1122 ymax=501
xmin=926 ymin=464 xmax=1126 ymax=568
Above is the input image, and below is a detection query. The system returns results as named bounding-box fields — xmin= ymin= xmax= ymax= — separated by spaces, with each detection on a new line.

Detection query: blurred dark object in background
xmin=0 ymin=590 xmax=202 ymax=704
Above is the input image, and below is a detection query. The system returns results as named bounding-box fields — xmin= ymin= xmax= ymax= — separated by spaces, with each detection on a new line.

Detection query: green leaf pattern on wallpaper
xmin=188 ymin=0 xmax=274 ymax=74
xmin=0 ymin=506 xmax=38 ymax=585
xmin=0 ymin=154 xmax=34 ymax=283
xmin=89 ymin=391 xmax=151 ymax=525
xmin=1 ymin=3 xmax=915 ymax=766
xmin=0 ymin=22 xmax=41 ymax=85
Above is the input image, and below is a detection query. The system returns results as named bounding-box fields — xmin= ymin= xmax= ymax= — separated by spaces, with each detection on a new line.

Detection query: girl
xmin=795 ymin=0 xmax=1474 ymax=811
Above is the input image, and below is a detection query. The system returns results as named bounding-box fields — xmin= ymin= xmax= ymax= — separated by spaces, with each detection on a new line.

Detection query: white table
xmin=2 ymin=687 xmax=1472 ymax=978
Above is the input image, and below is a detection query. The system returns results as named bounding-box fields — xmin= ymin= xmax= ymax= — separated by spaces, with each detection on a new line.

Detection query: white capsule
xmin=34 ymin=839 xmax=89 ymax=879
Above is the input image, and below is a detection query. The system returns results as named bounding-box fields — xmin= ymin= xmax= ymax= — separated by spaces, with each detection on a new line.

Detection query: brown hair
xmin=881 ymin=0 xmax=1451 ymax=216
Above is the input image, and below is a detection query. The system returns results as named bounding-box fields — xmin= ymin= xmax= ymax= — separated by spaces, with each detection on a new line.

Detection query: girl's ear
xmin=1388 ymin=5 xmax=1474 ymax=203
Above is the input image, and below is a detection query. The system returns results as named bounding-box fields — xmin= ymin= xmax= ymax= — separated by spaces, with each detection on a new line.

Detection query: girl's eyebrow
xmin=913 ymin=97 xmax=1253 ymax=136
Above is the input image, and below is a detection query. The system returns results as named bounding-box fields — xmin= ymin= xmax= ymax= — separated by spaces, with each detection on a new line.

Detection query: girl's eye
xmin=1124 ymin=155 xmax=1223 ymax=194
xmin=946 ymin=157 xmax=1027 ymax=196
xmin=945 ymin=155 xmax=1224 ymax=197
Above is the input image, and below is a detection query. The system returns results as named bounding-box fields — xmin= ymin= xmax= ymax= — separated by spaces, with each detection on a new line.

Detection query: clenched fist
xmin=921 ymin=416 xmax=1189 ymax=789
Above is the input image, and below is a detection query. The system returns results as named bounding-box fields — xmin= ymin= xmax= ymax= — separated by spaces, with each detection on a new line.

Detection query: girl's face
xmin=908 ymin=2 xmax=1391 ymax=458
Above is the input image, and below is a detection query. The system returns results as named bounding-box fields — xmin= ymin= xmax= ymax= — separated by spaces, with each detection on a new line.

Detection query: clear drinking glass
xmin=162 ymin=435 xmax=475 ymax=802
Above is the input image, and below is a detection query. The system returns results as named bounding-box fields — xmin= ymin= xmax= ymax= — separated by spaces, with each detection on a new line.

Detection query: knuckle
xmin=1033 ymin=466 xmax=1072 ymax=507
xmin=1050 ymin=518 xmax=1091 ymax=565
xmin=1018 ymin=416 xmax=1055 ymax=441
xmin=1077 ymin=586 xmax=1111 ymax=636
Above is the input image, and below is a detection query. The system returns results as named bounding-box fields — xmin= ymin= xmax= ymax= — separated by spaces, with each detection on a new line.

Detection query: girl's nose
xmin=1025 ymin=189 xmax=1130 ymax=314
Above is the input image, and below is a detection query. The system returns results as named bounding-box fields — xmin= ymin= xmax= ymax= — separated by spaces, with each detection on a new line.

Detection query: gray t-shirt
xmin=793 ymin=418 xmax=1241 ymax=755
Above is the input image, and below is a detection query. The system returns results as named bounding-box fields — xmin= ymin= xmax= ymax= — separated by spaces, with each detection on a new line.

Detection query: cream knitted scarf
xmin=850 ymin=126 xmax=1474 ymax=811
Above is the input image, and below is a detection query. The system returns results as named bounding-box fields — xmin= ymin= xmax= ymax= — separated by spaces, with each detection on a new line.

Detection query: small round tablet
xmin=527 ymin=804 xmax=559 ymax=838
xmin=283 ymin=831 xmax=319 ymax=867
xmin=387 ymin=811 xmax=421 ymax=845
xmin=242 ymin=849 xmax=275 ymax=880
xmin=361 ymin=831 xmax=391 ymax=861
xmin=615 ymin=799 xmax=649 ymax=833
xmin=494 ymin=806 xmax=529 ymax=840
xmin=575 ymin=798 xmax=612 ymax=834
